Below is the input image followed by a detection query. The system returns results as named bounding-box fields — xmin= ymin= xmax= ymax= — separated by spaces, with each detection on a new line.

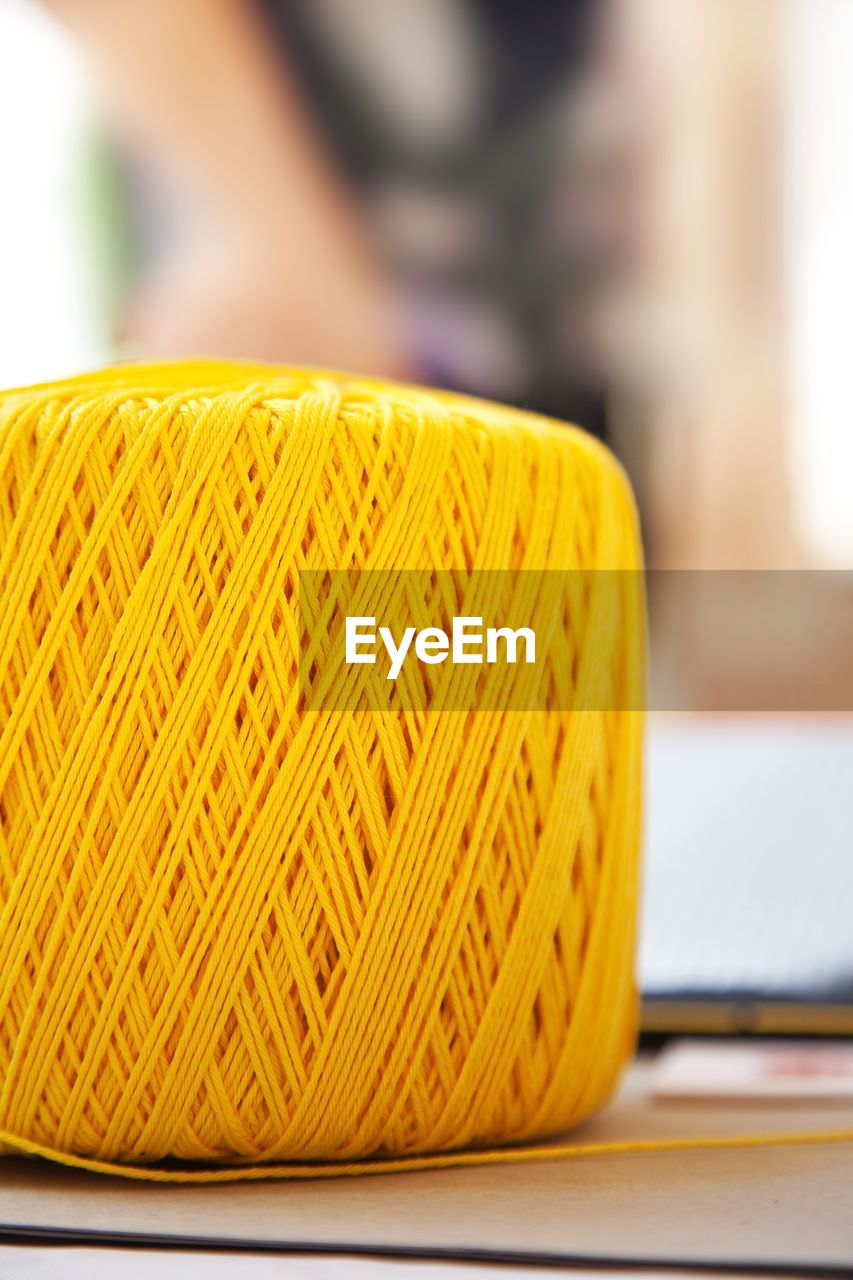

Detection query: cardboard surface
xmin=1 ymin=1060 xmax=851 ymax=1273
xmin=0 ymin=1249 xmax=770 ymax=1280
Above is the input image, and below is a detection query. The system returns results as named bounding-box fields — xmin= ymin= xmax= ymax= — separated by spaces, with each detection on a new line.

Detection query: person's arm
xmin=45 ymin=0 xmax=406 ymax=373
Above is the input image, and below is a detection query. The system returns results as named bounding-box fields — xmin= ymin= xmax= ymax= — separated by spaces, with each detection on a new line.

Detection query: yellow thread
xmin=2 ymin=1123 xmax=853 ymax=1182
xmin=0 ymin=361 xmax=845 ymax=1183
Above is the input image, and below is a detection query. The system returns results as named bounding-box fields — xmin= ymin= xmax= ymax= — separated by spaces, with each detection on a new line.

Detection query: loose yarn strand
xmin=1 ymin=1123 xmax=851 ymax=1184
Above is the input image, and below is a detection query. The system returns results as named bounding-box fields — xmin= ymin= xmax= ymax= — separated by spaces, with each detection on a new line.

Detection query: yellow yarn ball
xmin=0 ymin=362 xmax=643 ymax=1176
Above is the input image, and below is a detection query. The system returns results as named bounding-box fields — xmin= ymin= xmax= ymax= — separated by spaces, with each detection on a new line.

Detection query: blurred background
xmin=3 ymin=0 xmax=853 ymax=568
xmin=1 ymin=0 xmax=852 ymax=681
xmin=0 ymin=0 xmax=851 ymax=1030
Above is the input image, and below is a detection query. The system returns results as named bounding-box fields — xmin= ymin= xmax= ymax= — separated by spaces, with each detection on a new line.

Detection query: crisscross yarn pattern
xmin=0 ymin=362 xmax=643 ymax=1176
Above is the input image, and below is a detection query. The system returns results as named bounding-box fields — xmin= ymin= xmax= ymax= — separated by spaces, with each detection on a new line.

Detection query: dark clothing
xmin=258 ymin=0 xmax=605 ymax=434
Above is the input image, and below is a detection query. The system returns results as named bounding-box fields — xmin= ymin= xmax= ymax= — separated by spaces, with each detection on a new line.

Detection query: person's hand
xmin=121 ymin=226 xmax=409 ymax=379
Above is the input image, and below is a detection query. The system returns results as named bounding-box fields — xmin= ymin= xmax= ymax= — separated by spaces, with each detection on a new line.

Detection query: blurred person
xmin=43 ymin=0 xmax=637 ymax=433
xmin=25 ymin=0 xmax=849 ymax=711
